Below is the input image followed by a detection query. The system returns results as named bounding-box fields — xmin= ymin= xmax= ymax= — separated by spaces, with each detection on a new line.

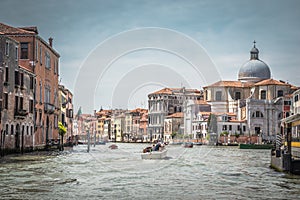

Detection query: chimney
xmin=49 ymin=37 xmax=53 ymax=47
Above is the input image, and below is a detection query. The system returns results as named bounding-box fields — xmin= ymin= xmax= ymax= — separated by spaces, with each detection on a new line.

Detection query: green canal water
xmin=0 ymin=144 xmax=299 ymax=200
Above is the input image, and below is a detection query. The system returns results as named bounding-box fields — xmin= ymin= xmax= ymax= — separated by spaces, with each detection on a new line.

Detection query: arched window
xmin=253 ymin=111 xmax=264 ymax=118
xmin=11 ymin=124 xmax=14 ymax=135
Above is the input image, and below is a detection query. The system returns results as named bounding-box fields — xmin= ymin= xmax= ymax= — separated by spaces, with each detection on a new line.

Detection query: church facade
xmin=203 ymin=42 xmax=297 ymax=141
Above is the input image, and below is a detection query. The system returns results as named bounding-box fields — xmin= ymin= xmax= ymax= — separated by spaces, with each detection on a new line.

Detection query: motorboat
xmin=183 ymin=142 xmax=193 ymax=148
xmin=109 ymin=144 xmax=118 ymax=149
xmin=141 ymin=148 xmax=167 ymax=159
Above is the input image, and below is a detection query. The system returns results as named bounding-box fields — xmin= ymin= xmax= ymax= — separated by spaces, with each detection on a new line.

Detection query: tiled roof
xmin=166 ymin=112 xmax=183 ymax=118
xmin=130 ymin=108 xmax=148 ymax=113
xmin=150 ymin=88 xmax=173 ymax=95
xmin=254 ymin=79 xmax=290 ymax=86
xmin=0 ymin=22 xmax=36 ymax=35
xmin=149 ymin=87 xmax=200 ymax=95
xmin=205 ymin=81 xmax=254 ymax=88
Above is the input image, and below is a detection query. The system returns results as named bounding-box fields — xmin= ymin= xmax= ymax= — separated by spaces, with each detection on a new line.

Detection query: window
xmin=20 ymin=43 xmax=28 ymax=59
xmin=5 ymin=66 xmax=9 ymax=82
xmin=15 ymin=71 xmax=20 ymax=85
xmin=295 ymin=95 xmax=299 ymax=102
xmin=243 ymin=126 xmax=246 ymax=132
xmin=216 ymin=91 xmax=222 ymax=101
xmin=5 ymin=124 xmax=9 ymax=135
xmin=20 ymin=73 xmax=24 ymax=87
xmin=255 ymin=111 xmax=263 ymax=118
xmin=39 ymin=111 xmax=42 ymax=126
xmin=235 ymin=92 xmax=241 ymax=100
xmin=35 ymin=43 xmax=38 ymax=62
xmin=260 ymin=90 xmax=266 ymax=100
xmin=5 ymin=41 xmax=9 ymax=56
xmin=31 ymin=126 xmax=33 ymax=135
xmin=27 ymin=126 xmax=29 ymax=135
xmin=15 ymin=46 xmax=18 ymax=61
xmin=40 ymin=45 xmax=42 ymax=65
xmin=277 ymin=90 xmax=283 ymax=97
xmin=11 ymin=124 xmax=14 ymax=135
xmin=29 ymin=100 xmax=34 ymax=113
xmin=39 ymin=82 xmax=42 ymax=103
xmin=19 ymin=97 xmax=23 ymax=110
xmin=54 ymin=59 xmax=58 ymax=74
xmin=4 ymin=93 xmax=8 ymax=109
xmin=222 ymin=125 xmax=227 ymax=131
xmin=15 ymin=96 xmax=19 ymax=112
xmin=229 ymin=125 xmax=232 ymax=131
xmin=30 ymin=77 xmax=34 ymax=90
xmin=45 ymin=51 xmax=51 ymax=69
xmin=45 ymin=86 xmax=51 ymax=104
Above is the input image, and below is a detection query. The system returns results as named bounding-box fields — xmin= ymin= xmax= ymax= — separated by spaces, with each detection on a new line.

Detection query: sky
xmin=1 ymin=0 xmax=300 ymax=113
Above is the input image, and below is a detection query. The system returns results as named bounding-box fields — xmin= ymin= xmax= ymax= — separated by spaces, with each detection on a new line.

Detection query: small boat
xmin=183 ymin=142 xmax=193 ymax=148
xmin=169 ymin=142 xmax=183 ymax=145
xmin=239 ymin=143 xmax=274 ymax=149
xmin=109 ymin=144 xmax=118 ymax=149
xmin=141 ymin=149 xmax=167 ymax=159
xmin=97 ymin=141 xmax=106 ymax=145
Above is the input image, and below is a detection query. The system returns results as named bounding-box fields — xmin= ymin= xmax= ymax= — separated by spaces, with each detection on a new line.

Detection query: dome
xmin=238 ymin=41 xmax=271 ymax=82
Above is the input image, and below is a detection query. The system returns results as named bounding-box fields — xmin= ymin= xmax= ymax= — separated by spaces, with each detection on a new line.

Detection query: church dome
xmin=238 ymin=41 xmax=271 ymax=82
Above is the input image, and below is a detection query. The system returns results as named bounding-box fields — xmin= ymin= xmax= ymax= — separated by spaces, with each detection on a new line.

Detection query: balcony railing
xmin=44 ymin=103 xmax=55 ymax=114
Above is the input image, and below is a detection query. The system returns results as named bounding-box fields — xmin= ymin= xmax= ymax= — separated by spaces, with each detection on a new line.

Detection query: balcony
xmin=14 ymin=109 xmax=28 ymax=119
xmin=44 ymin=103 xmax=55 ymax=114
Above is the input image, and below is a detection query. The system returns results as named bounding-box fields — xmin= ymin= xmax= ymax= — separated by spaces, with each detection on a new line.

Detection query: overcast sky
xmin=1 ymin=0 xmax=300 ymax=113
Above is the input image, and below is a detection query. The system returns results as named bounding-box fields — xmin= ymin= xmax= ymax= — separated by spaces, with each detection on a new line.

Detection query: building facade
xmin=148 ymin=87 xmax=201 ymax=142
xmin=0 ymin=23 xmax=60 ymax=149
xmin=203 ymin=42 xmax=297 ymax=141
xmin=0 ymin=35 xmax=35 ymax=153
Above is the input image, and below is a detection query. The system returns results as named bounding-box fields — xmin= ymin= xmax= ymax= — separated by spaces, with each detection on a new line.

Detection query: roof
xmin=254 ymin=79 xmax=290 ymax=86
xmin=205 ymin=81 xmax=254 ymax=88
xmin=149 ymin=87 xmax=200 ymax=95
xmin=166 ymin=112 xmax=183 ymax=118
xmin=130 ymin=108 xmax=148 ymax=114
xmin=0 ymin=22 xmax=37 ymax=35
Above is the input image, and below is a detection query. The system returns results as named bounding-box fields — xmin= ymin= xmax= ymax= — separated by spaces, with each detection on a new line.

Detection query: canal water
xmin=0 ymin=143 xmax=299 ymax=200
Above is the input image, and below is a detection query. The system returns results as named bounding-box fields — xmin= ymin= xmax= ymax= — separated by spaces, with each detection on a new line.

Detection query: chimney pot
xmin=49 ymin=37 xmax=53 ymax=47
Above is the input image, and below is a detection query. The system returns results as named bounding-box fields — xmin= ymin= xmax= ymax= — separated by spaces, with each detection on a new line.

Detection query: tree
xmin=58 ymin=122 xmax=67 ymax=151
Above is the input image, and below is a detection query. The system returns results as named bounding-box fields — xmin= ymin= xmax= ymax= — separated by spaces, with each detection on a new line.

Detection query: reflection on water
xmin=0 ymin=144 xmax=299 ymax=200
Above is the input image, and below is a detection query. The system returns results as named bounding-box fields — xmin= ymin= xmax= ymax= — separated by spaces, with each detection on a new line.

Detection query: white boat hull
xmin=141 ymin=149 xmax=167 ymax=159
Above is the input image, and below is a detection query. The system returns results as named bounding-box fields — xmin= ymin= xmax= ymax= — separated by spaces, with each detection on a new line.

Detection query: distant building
xmin=58 ymin=85 xmax=73 ymax=143
xmin=203 ymin=42 xmax=297 ymax=141
xmin=164 ymin=112 xmax=183 ymax=142
xmin=148 ymin=87 xmax=202 ymax=142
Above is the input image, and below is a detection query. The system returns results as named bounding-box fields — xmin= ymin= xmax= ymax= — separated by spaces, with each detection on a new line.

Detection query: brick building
xmin=0 ymin=35 xmax=35 ymax=153
xmin=0 ymin=23 xmax=60 ymax=149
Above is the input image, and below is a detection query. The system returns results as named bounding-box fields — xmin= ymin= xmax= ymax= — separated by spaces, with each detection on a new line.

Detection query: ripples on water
xmin=0 ymin=144 xmax=299 ymax=200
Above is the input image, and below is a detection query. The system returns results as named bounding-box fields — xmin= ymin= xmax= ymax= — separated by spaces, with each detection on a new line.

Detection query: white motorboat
xmin=141 ymin=149 xmax=167 ymax=159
